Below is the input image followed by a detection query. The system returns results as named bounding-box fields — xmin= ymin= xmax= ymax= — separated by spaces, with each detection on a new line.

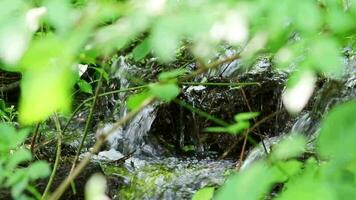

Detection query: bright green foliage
xmin=149 ymin=83 xmax=180 ymax=102
xmin=85 ymin=174 xmax=109 ymax=200
xmin=192 ymin=187 xmax=215 ymax=200
xmin=77 ymin=79 xmax=93 ymax=94
xmin=216 ymin=161 xmax=286 ymax=200
xmin=0 ymin=123 xmax=50 ymax=199
xmin=0 ymin=99 xmax=17 ymax=122
xmin=271 ymin=134 xmax=307 ymax=160
xmin=212 ymin=100 xmax=356 ymax=200
xmin=127 ymin=91 xmax=153 ymax=110
xmin=158 ymin=69 xmax=189 ymax=81
xmin=132 ymin=38 xmax=151 ymax=61
xmin=0 ymin=0 xmax=354 ymax=124
xmin=205 ymin=112 xmax=259 ymax=135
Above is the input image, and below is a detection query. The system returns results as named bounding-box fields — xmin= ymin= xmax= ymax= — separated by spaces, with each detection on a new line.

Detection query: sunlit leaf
xmin=234 ymin=112 xmax=259 ymax=122
xmin=192 ymin=187 xmax=215 ymax=200
xmin=132 ymin=38 xmax=151 ymax=61
xmin=127 ymin=91 xmax=152 ymax=110
xmin=272 ymin=134 xmax=307 ymax=160
xmin=149 ymin=83 xmax=180 ymax=102
xmin=318 ymin=100 xmax=356 ymax=160
xmin=19 ymin=36 xmax=76 ymax=124
xmin=158 ymin=68 xmax=189 ymax=81
xmin=27 ymin=161 xmax=50 ymax=180
xmin=309 ymin=37 xmax=343 ymax=77
xmin=44 ymin=0 xmax=74 ymax=35
xmin=85 ymin=174 xmax=109 ymax=200
xmin=226 ymin=121 xmax=250 ymax=135
xmin=216 ymin=161 xmax=284 ymax=200
xmin=77 ymin=79 xmax=93 ymax=94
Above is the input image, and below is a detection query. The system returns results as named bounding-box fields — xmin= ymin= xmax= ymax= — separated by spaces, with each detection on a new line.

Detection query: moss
xmin=101 ymin=163 xmax=175 ymax=199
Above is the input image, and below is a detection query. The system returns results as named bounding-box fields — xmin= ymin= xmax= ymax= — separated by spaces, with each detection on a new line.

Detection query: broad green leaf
xmin=10 ymin=174 xmax=28 ymax=199
xmin=215 ymin=161 xmax=283 ymax=200
xmin=132 ymin=38 xmax=151 ymax=61
xmin=204 ymin=127 xmax=228 ymax=133
xmin=127 ymin=91 xmax=152 ymax=110
xmin=234 ymin=112 xmax=259 ymax=122
xmin=19 ymin=36 xmax=76 ymax=124
xmin=309 ymin=38 xmax=343 ymax=77
xmin=158 ymin=68 xmax=189 ymax=81
xmin=85 ymin=174 xmax=108 ymax=200
xmin=276 ymin=160 xmax=335 ymax=200
xmin=151 ymin=19 xmax=179 ymax=62
xmin=192 ymin=187 xmax=215 ymax=200
xmin=318 ymin=100 xmax=356 ymax=160
xmin=19 ymin=68 xmax=75 ymax=124
xmin=27 ymin=161 xmax=50 ymax=180
xmin=226 ymin=121 xmax=250 ymax=135
xmin=149 ymin=83 xmax=180 ymax=102
xmin=77 ymin=79 xmax=93 ymax=94
xmin=0 ymin=124 xmax=28 ymax=151
xmin=6 ymin=149 xmax=32 ymax=170
xmin=44 ymin=0 xmax=74 ymax=35
xmin=272 ymin=134 xmax=306 ymax=160
xmin=294 ymin=1 xmax=322 ymax=34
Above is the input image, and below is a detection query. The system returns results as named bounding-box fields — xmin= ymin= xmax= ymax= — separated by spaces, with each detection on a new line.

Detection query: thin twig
xmin=30 ymin=123 xmax=41 ymax=154
xmin=70 ymin=73 xmax=103 ymax=176
xmin=219 ymin=110 xmax=284 ymax=160
xmin=42 ymin=114 xmax=62 ymax=199
xmin=236 ymin=88 xmax=268 ymax=169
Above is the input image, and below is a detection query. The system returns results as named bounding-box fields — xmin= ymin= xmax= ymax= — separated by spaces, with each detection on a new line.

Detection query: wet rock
xmin=101 ymin=157 xmax=234 ymax=200
xmin=149 ymin=58 xmax=290 ymax=157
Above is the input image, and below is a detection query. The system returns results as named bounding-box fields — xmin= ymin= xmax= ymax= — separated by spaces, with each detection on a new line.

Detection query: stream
xmin=54 ymin=49 xmax=356 ymax=200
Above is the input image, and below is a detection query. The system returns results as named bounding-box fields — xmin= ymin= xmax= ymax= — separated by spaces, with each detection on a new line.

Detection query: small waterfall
xmin=97 ymin=57 xmax=158 ymax=160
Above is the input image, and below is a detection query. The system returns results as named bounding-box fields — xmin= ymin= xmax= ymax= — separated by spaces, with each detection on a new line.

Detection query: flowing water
xmin=89 ymin=51 xmax=356 ymax=199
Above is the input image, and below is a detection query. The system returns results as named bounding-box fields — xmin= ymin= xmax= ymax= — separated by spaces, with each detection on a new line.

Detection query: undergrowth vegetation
xmin=0 ymin=0 xmax=356 ymax=199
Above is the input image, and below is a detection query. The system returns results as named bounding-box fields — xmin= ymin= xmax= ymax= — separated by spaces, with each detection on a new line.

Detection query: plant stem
xmin=30 ymin=123 xmax=41 ymax=154
xmin=42 ymin=113 xmax=62 ymax=199
xmin=61 ymin=85 xmax=148 ymax=135
xmin=179 ymin=82 xmax=260 ymax=87
xmin=70 ymin=73 xmax=103 ymax=175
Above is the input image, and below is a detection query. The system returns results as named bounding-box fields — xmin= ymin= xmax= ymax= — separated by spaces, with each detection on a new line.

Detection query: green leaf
xmin=294 ymin=1 xmax=322 ymax=34
xmin=309 ymin=37 xmax=343 ymax=77
xmin=77 ymin=79 xmax=93 ymax=94
xmin=0 ymin=124 xmax=28 ymax=151
xmin=27 ymin=161 xmax=50 ymax=180
xmin=85 ymin=174 xmax=108 ymax=200
xmin=204 ymin=127 xmax=228 ymax=133
xmin=19 ymin=36 xmax=76 ymax=124
xmin=10 ymin=174 xmax=28 ymax=199
xmin=272 ymin=134 xmax=307 ymax=160
xmin=151 ymin=19 xmax=179 ymax=62
xmin=226 ymin=121 xmax=250 ymax=135
xmin=192 ymin=187 xmax=215 ymax=200
xmin=6 ymin=149 xmax=32 ymax=170
xmin=234 ymin=112 xmax=259 ymax=122
xmin=44 ymin=0 xmax=74 ymax=35
xmin=149 ymin=83 xmax=180 ymax=102
xmin=318 ymin=100 xmax=356 ymax=160
xmin=215 ymin=161 xmax=283 ymax=200
xmin=127 ymin=91 xmax=152 ymax=110
xmin=276 ymin=160 xmax=335 ymax=200
xmin=132 ymin=38 xmax=150 ymax=61
xmin=158 ymin=68 xmax=189 ymax=81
